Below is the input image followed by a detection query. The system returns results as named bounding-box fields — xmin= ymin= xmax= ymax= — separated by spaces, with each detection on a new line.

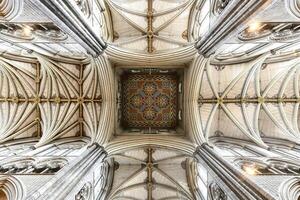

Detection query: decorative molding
xmin=106 ymin=45 xmax=196 ymax=66
xmin=0 ymin=0 xmax=24 ymax=21
xmin=0 ymin=23 xmax=68 ymax=42
xmin=75 ymin=182 xmax=92 ymax=200
xmin=286 ymin=0 xmax=300 ymax=18
xmin=213 ymin=0 xmax=232 ymax=15
xmin=0 ymin=175 xmax=25 ymax=200
xmin=30 ymin=0 xmax=107 ymax=56
xmin=106 ymin=136 xmax=196 ymax=156
xmin=209 ymin=182 xmax=227 ymax=200
xmin=28 ymin=144 xmax=107 ymax=200
xmin=279 ymin=177 xmax=300 ymax=200
xmin=194 ymin=144 xmax=273 ymax=200
xmin=238 ymin=23 xmax=300 ymax=42
xmin=74 ymin=0 xmax=92 ymax=18
xmin=195 ymin=0 xmax=269 ymax=56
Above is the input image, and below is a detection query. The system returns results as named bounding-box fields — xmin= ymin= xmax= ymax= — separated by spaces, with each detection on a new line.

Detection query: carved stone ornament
xmin=214 ymin=0 xmax=232 ymax=15
xmin=209 ymin=182 xmax=227 ymax=200
xmin=75 ymin=182 xmax=92 ymax=200
xmin=74 ymin=0 xmax=92 ymax=18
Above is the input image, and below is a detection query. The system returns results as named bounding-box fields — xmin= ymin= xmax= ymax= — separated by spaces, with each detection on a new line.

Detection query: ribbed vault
xmin=188 ymin=53 xmax=300 ymax=148
xmin=0 ymin=53 xmax=114 ymax=147
xmin=108 ymin=147 xmax=195 ymax=200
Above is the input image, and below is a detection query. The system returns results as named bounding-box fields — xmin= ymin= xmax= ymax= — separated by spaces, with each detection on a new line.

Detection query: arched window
xmin=269 ymin=160 xmax=300 ymax=175
xmin=270 ymin=144 xmax=300 ymax=159
xmin=0 ymin=176 xmax=25 ymax=200
xmin=0 ymin=0 xmax=24 ymax=21
xmin=0 ymin=159 xmax=67 ymax=174
xmin=32 ymin=159 xmax=67 ymax=174
xmin=214 ymin=142 xmax=260 ymax=157
xmin=0 ymin=190 xmax=7 ymax=200
xmin=195 ymin=163 xmax=209 ymax=200
xmin=0 ymin=159 xmax=34 ymax=174
xmin=240 ymin=161 xmax=275 ymax=175
xmin=237 ymin=159 xmax=300 ymax=176
xmin=190 ymin=0 xmax=212 ymax=41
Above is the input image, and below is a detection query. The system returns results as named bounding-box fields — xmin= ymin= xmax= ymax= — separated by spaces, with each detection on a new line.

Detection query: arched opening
xmin=0 ymin=0 xmax=23 ymax=21
xmin=0 ymin=190 xmax=8 ymax=200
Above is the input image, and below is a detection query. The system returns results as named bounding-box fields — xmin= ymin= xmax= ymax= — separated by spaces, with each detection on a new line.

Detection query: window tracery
xmin=0 ymin=23 xmax=68 ymax=42
xmin=238 ymin=23 xmax=300 ymax=42
xmin=190 ymin=0 xmax=212 ymax=41
xmin=0 ymin=159 xmax=67 ymax=174
xmin=214 ymin=142 xmax=261 ymax=157
xmin=0 ymin=0 xmax=23 ymax=21
xmin=237 ymin=159 xmax=300 ymax=175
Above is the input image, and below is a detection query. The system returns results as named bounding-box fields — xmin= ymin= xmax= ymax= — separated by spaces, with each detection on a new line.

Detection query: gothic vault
xmin=0 ymin=0 xmax=300 ymax=200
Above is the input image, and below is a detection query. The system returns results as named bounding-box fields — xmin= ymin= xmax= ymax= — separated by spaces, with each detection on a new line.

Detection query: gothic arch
xmin=0 ymin=0 xmax=24 ymax=21
xmin=0 ymin=176 xmax=25 ymax=200
xmin=279 ymin=177 xmax=300 ymax=200
xmin=286 ymin=0 xmax=300 ymax=18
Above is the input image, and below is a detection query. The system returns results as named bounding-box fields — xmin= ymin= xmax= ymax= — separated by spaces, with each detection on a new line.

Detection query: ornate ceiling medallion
xmin=121 ymin=72 xmax=178 ymax=129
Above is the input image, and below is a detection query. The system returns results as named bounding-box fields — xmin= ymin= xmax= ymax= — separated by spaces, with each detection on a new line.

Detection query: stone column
xmin=27 ymin=144 xmax=110 ymax=200
xmin=194 ymin=144 xmax=273 ymax=200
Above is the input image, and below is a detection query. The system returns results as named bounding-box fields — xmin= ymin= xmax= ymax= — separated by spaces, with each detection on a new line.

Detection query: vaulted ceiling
xmin=189 ymin=55 xmax=300 ymax=148
xmin=1 ymin=0 xmax=300 ymax=199
xmin=108 ymin=147 xmax=194 ymax=200
xmin=106 ymin=0 xmax=194 ymax=53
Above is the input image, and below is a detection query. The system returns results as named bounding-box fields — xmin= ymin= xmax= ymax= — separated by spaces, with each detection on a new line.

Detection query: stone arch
xmin=286 ymin=0 xmax=300 ymax=18
xmin=0 ymin=190 xmax=7 ymax=200
xmin=279 ymin=177 xmax=300 ymax=200
xmin=0 ymin=0 xmax=24 ymax=21
xmin=0 ymin=176 xmax=25 ymax=200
